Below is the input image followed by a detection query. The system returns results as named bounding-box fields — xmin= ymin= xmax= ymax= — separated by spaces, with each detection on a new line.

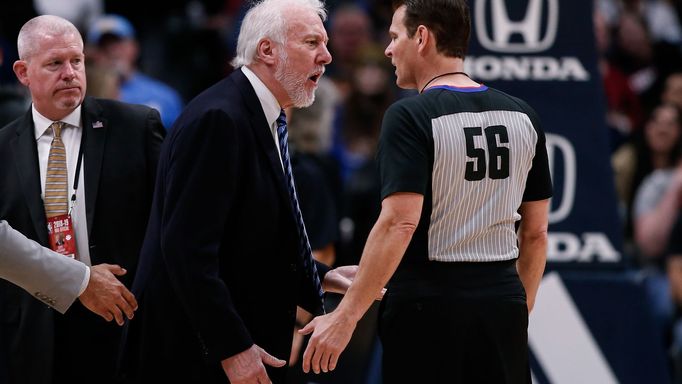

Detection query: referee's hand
xmin=299 ymin=310 xmax=357 ymax=374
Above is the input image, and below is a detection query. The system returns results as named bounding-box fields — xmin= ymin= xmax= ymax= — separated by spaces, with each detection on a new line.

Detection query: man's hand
xmin=78 ymin=263 xmax=137 ymax=325
xmin=298 ymin=311 xmax=356 ymax=374
xmin=221 ymin=344 xmax=286 ymax=384
xmin=322 ymin=265 xmax=385 ymax=300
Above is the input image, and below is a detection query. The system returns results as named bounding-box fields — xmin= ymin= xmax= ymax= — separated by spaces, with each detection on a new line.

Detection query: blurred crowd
xmin=596 ymin=1 xmax=682 ymax=382
xmin=4 ymin=0 xmax=682 ymax=382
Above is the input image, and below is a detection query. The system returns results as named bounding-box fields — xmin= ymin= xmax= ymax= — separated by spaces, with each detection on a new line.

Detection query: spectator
xmin=334 ymin=42 xmax=396 ymax=182
xmin=85 ymin=62 xmax=120 ymax=99
xmin=595 ymin=6 xmax=643 ymax=150
xmin=326 ymin=4 xmax=373 ymax=95
xmin=86 ymin=14 xmax=184 ymax=129
xmin=663 ymin=72 xmax=682 ymax=109
xmin=613 ymin=103 xmax=682 ymax=242
xmin=611 ymin=9 xmax=682 ymax=114
xmin=633 ymin=156 xmax=682 ymax=262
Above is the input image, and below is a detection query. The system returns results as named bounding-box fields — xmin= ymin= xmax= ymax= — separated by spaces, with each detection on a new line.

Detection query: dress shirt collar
xmin=33 ymin=105 xmax=82 ymax=140
xmin=241 ymin=66 xmax=281 ymax=128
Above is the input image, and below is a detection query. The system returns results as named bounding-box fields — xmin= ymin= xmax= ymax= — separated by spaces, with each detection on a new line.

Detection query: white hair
xmin=17 ymin=15 xmax=82 ymax=60
xmin=231 ymin=0 xmax=327 ymax=68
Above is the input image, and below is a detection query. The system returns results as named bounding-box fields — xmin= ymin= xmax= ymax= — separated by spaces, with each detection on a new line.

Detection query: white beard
xmin=275 ymin=51 xmax=316 ymax=108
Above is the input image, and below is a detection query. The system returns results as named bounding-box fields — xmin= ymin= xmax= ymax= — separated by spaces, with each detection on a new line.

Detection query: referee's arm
xmin=299 ymin=192 xmax=423 ymax=374
xmin=516 ymin=198 xmax=550 ymax=312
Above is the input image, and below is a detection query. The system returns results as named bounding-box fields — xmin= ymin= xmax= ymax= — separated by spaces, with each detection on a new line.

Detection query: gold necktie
xmin=44 ymin=122 xmax=68 ymax=218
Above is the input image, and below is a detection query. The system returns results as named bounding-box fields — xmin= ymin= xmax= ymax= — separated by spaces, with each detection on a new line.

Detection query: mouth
xmin=56 ymin=85 xmax=80 ymax=93
xmin=308 ymin=70 xmax=324 ymax=84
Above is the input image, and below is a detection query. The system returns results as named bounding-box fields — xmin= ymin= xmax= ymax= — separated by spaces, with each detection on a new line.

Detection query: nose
xmin=318 ymin=44 xmax=332 ymax=65
xmin=62 ymin=63 xmax=76 ymax=80
xmin=385 ymin=43 xmax=392 ymax=58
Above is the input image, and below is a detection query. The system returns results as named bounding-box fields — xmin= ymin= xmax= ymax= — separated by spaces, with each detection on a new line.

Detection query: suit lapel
xmin=80 ymin=98 xmax=107 ymax=237
xmin=11 ymin=112 xmax=49 ymax=245
xmin=233 ymin=71 xmax=293 ymax=216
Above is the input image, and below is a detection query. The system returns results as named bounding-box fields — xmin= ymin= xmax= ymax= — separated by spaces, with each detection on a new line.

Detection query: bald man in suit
xmin=0 ymin=15 xmax=164 ymax=384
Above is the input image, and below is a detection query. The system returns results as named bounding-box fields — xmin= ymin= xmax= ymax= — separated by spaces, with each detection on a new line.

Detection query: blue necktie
xmin=276 ymin=110 xmax=324 ymax=303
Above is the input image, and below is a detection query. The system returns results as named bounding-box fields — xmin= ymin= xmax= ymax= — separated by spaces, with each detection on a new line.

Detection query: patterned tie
xmin=276 ymin=110 xmax=324 ymax=302
xmin=44 ymin=122 xmax=69 ymax=218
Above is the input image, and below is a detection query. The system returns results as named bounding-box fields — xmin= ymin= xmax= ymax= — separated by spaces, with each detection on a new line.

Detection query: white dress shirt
xmin=33 ymin=105 xmax=90 ymax=294
xmin=241 ymin=66 xmax=285 ymax=170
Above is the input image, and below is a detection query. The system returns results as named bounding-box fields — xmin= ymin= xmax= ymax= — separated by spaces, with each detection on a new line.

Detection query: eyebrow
xmin=303 ymin=31 xmax=328 ymax=41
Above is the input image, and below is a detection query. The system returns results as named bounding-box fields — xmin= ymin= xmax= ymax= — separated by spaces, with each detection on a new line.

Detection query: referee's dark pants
xmin=378 ymin=259 xmax=530 ymax=384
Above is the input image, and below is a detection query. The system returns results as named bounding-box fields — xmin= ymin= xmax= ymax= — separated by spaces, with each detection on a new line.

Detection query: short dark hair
xmin=392 ymin=0 xmax=470 ymax=58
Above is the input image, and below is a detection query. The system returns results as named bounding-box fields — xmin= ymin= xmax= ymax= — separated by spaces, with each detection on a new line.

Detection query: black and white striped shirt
xmin=377 ymin=85 xmax=552 ymax=268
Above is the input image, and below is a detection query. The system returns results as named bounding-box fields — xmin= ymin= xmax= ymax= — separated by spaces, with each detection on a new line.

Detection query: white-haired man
xmin=126 ymin=0 xmax=357 ymax=383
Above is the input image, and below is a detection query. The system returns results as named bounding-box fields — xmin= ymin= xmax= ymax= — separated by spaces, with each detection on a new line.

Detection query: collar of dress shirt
xmin=241 ymin=66 xmax=281 ymax=129
xmin=33 ymin=104 xmax=82 ymax=140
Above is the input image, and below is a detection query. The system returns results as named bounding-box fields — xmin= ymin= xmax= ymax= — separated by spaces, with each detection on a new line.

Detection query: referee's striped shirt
xmin=377 ymin=85 xmax=553 ymax=268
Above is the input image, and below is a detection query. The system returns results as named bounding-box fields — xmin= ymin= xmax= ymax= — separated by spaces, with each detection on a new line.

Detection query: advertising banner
xmin=466 ymin=0 xmax=624 ymax=268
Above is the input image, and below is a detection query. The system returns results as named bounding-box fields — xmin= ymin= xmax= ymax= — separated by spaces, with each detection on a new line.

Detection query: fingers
xmin=377 ymin=288 xmax=387 ymax=300
xmin=116 ymin=294 xmax=136 ymax=321
xmin=122 ymin=286 xmax=139 ymax=311
xmin=80 ymin=264 xmax=137 ymax=324
xmin=309 ymin=346 xmax=338 ymax=374
xmin=107 ymin=264 xmax=127 ymax=277
xmin=338 ymin=265 xmax=357 ymax=279
xmin=329 ymin=352 xmax=340 ymax=372
xmin=258 ymin=346 xmax=286 ymax=368
xmin=310 ymin=348 xmax=325 ymax=374
xmin=301 ymin=340 xmax=314 ymax=373
xmin=298 ymin=321 xmax=316 ymax=373
xmin=110 ymin=306 xmax=125 ymax=326
xmin=310 ymin=345 xmax=335 ymax=374
xmin=114 ymin=284 xmax=138 ymax=320
xmin=97 ymin=308 xmax=114 ymax=323
xmin=298 ymin=321 xmax=315 ymax=335
xmin=319 ymin=348 xmax=336 ymax=373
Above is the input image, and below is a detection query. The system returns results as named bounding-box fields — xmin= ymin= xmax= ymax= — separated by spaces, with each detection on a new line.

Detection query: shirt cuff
xmin=77 ymin=266 xmax=91 ymax=296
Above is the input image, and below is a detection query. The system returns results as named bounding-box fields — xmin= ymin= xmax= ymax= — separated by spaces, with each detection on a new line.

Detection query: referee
xmin=300 ymin=0 xmax=552 ymax=383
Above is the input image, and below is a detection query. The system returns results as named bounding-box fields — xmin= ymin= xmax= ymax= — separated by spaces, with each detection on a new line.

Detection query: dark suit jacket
xmin=125 ymin=69 xmax=327 ymax=383
xmin=0 ymin=97 xmax=164 ymax=384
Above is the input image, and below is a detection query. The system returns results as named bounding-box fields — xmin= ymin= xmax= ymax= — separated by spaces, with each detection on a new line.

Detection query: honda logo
xmin=475 ymin=0 xmax=559 ymax=53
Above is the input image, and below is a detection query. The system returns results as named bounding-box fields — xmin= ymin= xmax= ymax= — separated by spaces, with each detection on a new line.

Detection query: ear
xmin=416 ymin=25 xmax=428 ymax=52
xmin=13 ymin=60 xmax=29 ymax=86
xmin=256 ymin=38 xmax=278 ymax=66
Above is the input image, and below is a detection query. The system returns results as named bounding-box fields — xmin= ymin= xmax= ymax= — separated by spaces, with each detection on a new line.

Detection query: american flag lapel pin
xmin=92 ymin=121 xmax=104 ymax=129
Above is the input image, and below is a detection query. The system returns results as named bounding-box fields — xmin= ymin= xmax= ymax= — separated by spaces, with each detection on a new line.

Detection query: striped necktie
xmin=276 ymin=110 xmax=324 ymax=304
xmin=44 ymin=121 xmax=69 ymax=218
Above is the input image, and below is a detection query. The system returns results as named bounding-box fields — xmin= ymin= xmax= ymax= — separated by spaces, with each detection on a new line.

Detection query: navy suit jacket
xmin=126 ymin=69 xmax=327 ymax=383
xmin=0 ymin=97 xmax=164 ymax=384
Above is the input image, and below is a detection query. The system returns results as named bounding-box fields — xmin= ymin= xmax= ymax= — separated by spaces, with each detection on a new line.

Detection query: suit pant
xmin=378 ymin=260 xmax=530 ymax=384
xmin=53 ymin=303 xmax=122 ymax=384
